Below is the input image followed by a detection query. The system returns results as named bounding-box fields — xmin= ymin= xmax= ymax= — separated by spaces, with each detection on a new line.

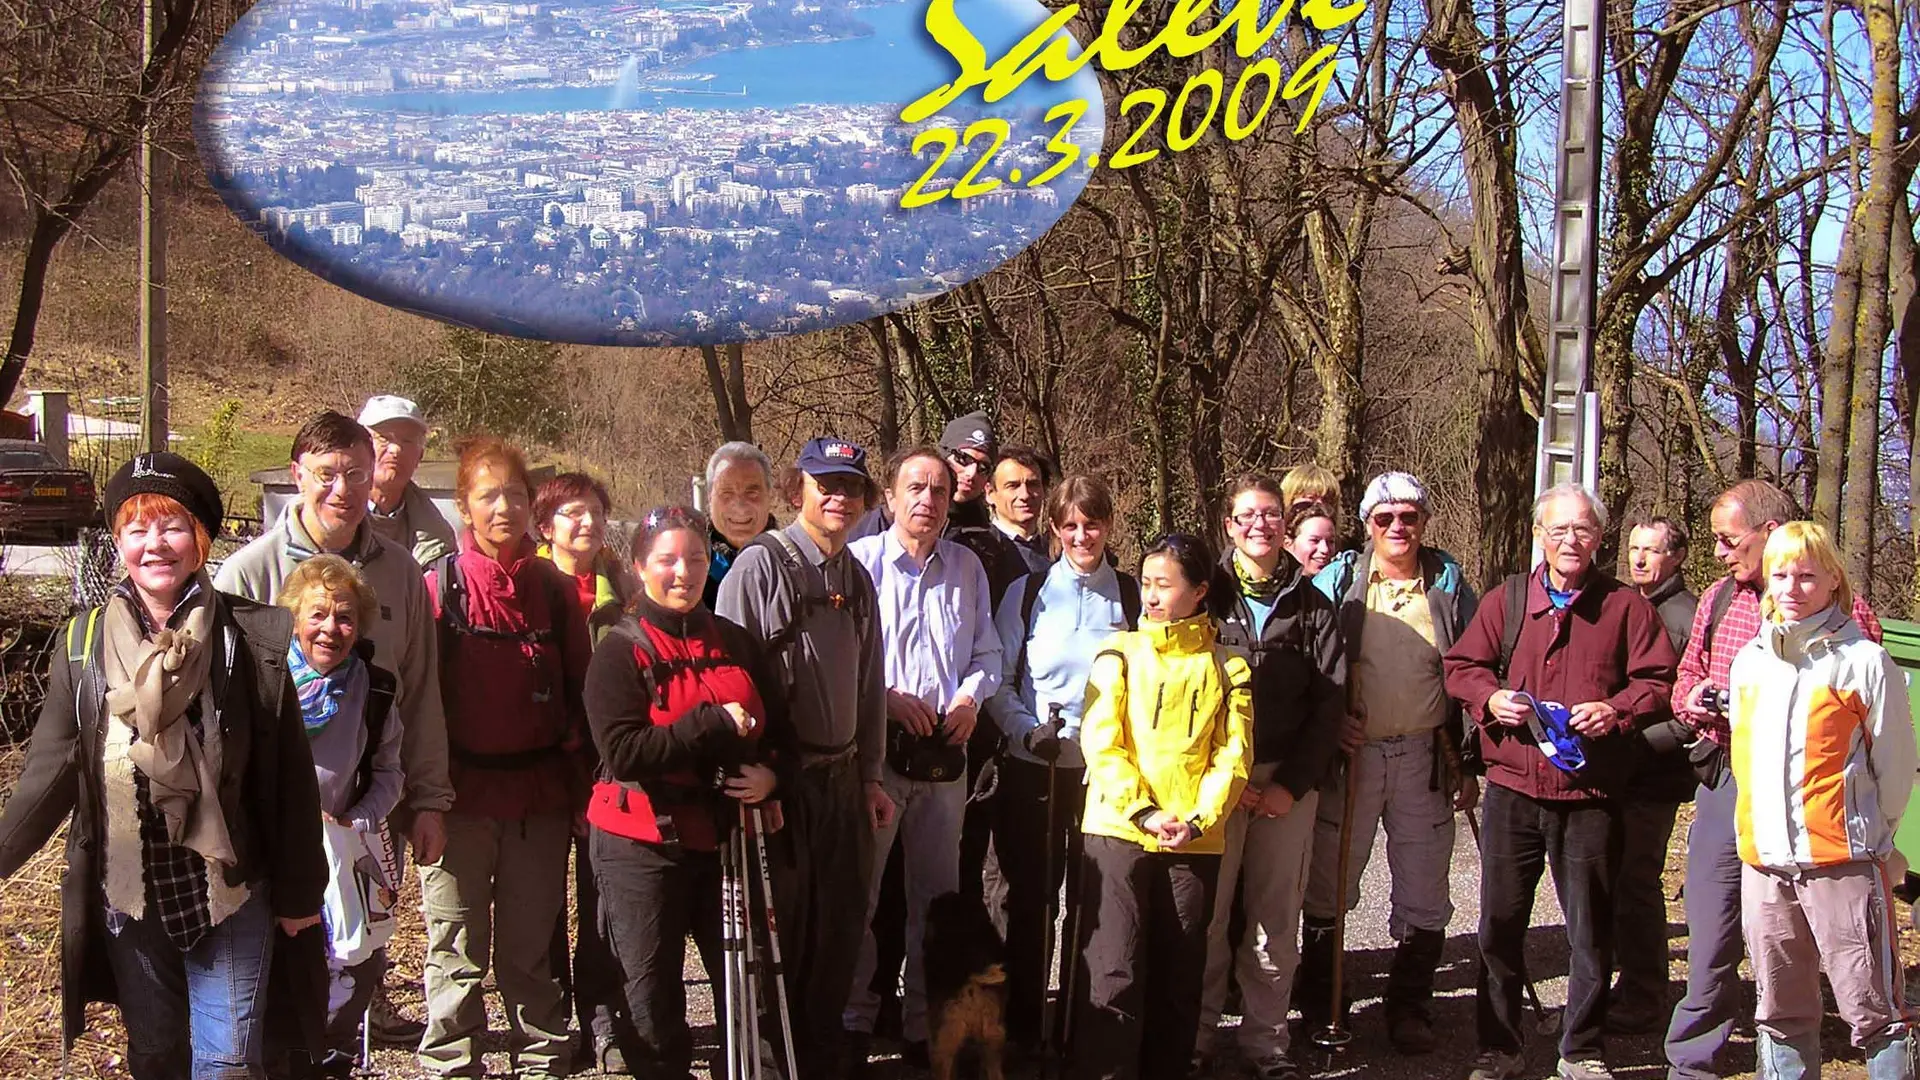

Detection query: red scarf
xmin=457 ymin=529 xmax=535 ymax=637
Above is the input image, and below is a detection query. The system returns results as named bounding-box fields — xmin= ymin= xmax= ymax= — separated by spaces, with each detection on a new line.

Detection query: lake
xmin=340 ymin=0 xmax=1100 ymax=118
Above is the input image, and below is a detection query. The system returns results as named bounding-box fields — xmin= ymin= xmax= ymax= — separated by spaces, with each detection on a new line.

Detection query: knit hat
xmin=939 ymin=411 xmax=996 ymax=460
xmin=104 ymin=452 xmax=224 ymax=537
xmin=1359 ymin=471 xmax=1429 ymax=523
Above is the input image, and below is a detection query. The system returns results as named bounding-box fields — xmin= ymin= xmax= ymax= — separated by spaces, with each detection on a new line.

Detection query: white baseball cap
xmin=357 ymin=394 xmax=428 ymax=434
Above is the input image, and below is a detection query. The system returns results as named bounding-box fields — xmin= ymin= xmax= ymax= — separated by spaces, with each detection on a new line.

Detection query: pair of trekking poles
xmin=720 ymin=801 xmax=800 ymax=1080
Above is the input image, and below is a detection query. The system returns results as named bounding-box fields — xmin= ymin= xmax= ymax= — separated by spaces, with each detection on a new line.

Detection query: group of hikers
xmin=0 ymin=397 xmax=1913 ymax=1080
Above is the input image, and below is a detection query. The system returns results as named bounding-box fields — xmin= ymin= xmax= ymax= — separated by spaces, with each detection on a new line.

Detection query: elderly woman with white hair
xmin=701 ymin=441 xmax=777 ymax=609
xmin=1296 ymin=471 xmax=1480 ymax=1054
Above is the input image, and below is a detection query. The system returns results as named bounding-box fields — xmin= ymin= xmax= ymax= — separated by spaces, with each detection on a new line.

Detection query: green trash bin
xmin=1884 ymin=619 xmax=1920 ymax=865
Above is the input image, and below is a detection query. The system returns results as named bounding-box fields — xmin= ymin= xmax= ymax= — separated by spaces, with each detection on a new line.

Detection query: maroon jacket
xmin=1443 ymin=566 xmax=1677 ymax=800
xmin=428 ymin=538 xmax=593 ymax=819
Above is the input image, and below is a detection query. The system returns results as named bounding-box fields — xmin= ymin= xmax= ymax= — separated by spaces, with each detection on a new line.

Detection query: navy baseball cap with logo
xmin=795 ymin=437 xmax=870 ymax=479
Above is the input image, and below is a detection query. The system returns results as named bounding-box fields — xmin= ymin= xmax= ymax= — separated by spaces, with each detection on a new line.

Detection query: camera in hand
xmin=1706 ymin=687 xmax=1733 ymax=716
xmin=887 ymin=709 xmax=968 ymax=783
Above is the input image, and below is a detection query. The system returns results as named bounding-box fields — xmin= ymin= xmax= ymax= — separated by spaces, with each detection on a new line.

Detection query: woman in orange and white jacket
xmin=1729 ymin=521 xmax=1917 ymax=1080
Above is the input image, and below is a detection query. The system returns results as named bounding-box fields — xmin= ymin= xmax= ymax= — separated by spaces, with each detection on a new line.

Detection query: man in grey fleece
xmin=716 ymin=436 xmax=892 ymax=1079
xmin=216 ymin=411 xmax=453 ymax=1047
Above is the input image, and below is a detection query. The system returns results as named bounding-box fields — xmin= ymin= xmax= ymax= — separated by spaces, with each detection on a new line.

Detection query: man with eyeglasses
xmin=716 ymin=437 xmax=893 ymax=1079
xmin=1443 ymin=483 xmax=1677 ymax=1080
xmin=360 ymin=395 xmax=457 ymax=567
xmin=216 ymin=410 xmax=453 ymax=1057
xmin=1662 ymin=480 xmax=1883 ymax=1080
xmin=1602 ymin=517 xmax=1698 ymax=1036
xmin=1298 ymin=472 xmax=1478 ymax=1056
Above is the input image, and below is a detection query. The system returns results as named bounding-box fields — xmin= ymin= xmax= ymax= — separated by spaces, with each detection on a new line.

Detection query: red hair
xmin=454 ymin=436 xmax=532 ymax=505
xmin=113 ymin=493 xmax=212 ymax=571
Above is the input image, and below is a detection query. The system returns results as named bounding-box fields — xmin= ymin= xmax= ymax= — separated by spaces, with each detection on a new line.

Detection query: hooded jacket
xmin=1079 ymin=615 xmax=1252 ymax=855
xmin=1211 ymin=550 xmax=1347 ymax=798
xmin=1731 ymin=607 xmax=1916 ymax=871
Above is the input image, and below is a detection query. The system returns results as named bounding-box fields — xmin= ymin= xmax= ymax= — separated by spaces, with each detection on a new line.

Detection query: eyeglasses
xmin=1543 ymin=524 xmax=1598 ymax=543
xmin=1229 ymin=509 xmax=1284 ymax=527
xmin=1371 ymin=510 xmax=1422 ymax=529
xmin=371 ymin=429 xmax=425 ymax=451
xmin=554 ymin=502 xmax=603 ymax=522
xmin=305 ymin=464 xmax=371 ymax=489
xmin=948 ymin=450 xmax=990 ymax=472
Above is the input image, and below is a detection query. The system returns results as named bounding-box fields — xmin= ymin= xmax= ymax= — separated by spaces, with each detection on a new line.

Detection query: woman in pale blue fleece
xmin=281 ymin=554 xmax=405 ymax=1074
xmin=989 ymin=474 xmax=1141 ymax=1057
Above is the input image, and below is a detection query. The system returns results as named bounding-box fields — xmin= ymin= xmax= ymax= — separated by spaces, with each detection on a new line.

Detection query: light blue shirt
xmin=1244 ymin=592 xmax=1278 ymax=638
xmin=849 ymin=529 xmax=1003 ymax=715
xmin=991 ymin=559 xmax=1133 ymax=769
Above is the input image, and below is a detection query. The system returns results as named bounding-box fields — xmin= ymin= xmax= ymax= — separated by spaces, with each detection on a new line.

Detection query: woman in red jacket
xmin=419 ymin=437 xmax=592 ymax=1080
xmin=584 ymin=505 xmax=780 ymax=1079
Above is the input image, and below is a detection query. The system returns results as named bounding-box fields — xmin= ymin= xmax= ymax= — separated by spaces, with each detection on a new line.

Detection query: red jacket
xmin=428 ymin=538 xmax=592 ymax=819
xmin=583 ymin=599 xmax=770 ymax=852
xmin=1443 ymin=567 xmax=1677 ymax=800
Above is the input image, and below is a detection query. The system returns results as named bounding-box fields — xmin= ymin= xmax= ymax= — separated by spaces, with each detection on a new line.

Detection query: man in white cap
xmin=359 ymin=394 xmax=456 ymax=566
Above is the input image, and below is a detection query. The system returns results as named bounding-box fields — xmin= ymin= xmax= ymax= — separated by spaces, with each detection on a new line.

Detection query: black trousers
xmin=1071 ymin=834 xmax=1219 ymax=1080
xmin=773 ymin=757 xmax=876 ymax=1076
xmin=1612 ymin=799 xmax=1680 ymax=1003
xmin=959 ymin=726 xmax=1000 ymax=901
xmin=1476 ymin=783 xmax=1622 ymax=1062
xmin=590 ymin=828 xmax=723 ymax=1080
xmin=550 ymin=831 xmax=622 ymax=1043
xmin=994 ymin=757 xmax=1085 ymax=1047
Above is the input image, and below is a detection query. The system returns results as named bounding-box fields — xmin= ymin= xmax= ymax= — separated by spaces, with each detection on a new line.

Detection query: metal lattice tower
xmin=1535 ymin=0 xmax=1605 ymax=497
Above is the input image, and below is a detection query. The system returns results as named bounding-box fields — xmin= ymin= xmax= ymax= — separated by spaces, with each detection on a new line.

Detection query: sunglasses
xmin=1370 ymin=510 xmax=1422 ymax=529
xmin=641 ymin=505 xmax=709 ymax=534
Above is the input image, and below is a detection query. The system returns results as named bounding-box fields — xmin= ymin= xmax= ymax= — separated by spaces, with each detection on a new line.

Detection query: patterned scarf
xmin=1233 ymin=550 xmax=1283 ymax=602
xmin=290 ymin=639 xmax=359 ymax=736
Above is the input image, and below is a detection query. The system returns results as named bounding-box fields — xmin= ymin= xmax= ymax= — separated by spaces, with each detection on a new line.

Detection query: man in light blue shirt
xmin=843 ymin=445 xmax=1004 ymax=1070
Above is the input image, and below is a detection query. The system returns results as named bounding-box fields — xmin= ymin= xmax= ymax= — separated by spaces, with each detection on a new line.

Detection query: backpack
xmin=1495 ymin=572 xmax=1532 ymax=685
xmin=1010 ymin=566 xmax=1142 ymax=693
xmin=430 ymin=551 xmax=566 ymax=647
xmin=1696 ymin=578 xmax=1739 ymax=664
xmin=604 ymin=616 xmax=746 ymax=712
xmin=751 ymin=528 xmax=874 ymax=753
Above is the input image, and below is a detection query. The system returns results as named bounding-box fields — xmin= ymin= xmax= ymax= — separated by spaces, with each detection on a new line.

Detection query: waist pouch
xmin=887 ymin=724 xmax=966 ymax=784
xmin=1688 ymin=736 xmax=1730 ymax=789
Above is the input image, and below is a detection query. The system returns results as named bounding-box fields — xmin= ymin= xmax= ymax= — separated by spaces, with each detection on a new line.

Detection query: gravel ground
xmin=5 ymin=789 xmax=1913 ymax=1079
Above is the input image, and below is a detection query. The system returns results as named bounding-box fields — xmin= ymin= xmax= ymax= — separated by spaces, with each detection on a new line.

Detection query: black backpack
xmin=750 ymin=528 xmax=874 ymax=753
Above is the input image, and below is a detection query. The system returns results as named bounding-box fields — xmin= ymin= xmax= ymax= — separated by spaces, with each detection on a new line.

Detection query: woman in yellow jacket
xmin=1071 ymin=533 xmax=1253 ymax=1080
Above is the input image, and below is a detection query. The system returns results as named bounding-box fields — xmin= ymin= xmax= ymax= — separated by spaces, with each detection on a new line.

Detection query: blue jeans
xmin=1665 ymin=777 xmax=1744 ymax=1080
xmin=102 ymin=889 xmax=277 ymax=1080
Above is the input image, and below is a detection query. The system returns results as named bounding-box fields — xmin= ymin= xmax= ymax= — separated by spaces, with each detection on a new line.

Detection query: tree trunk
xmin=1840 ymin=0 xmax=1901 ymax=589
xmin=864 ymin=318 xmax=901 ymax=455
xmin=699 ymin=344 xmax=746 ymax=441
xmin=1304 ymin=201 xmax=1368 ymax=508
xmin=1423 ymin=0 xmax=1540 ymax=588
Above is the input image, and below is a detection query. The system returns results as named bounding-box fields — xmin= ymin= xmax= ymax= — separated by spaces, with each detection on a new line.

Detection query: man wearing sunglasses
xmin=1297 ymin=472 xmax=1478 ymax=1056
xmin=1443 ymin=483 xmax=1677 ymax=1080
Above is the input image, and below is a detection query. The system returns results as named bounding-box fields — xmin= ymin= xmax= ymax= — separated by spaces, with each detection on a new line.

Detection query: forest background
xmin=1 ymin=0 xmax=1917 ymax=615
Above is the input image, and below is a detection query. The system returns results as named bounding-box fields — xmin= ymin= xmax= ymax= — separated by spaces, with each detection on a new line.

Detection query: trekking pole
xmin=1055 ymin=807 xmax=1087 ymax=1058
xmin=739 ymin=814 xmax=764 ymax=1080
xmin=722 ymin=824 xmax=749 ymax=1080
xmin=1036 ymin=704 xmax=1065 ymax=1078
xmin=748 ymin=802 xmax=801 ymax=1080
xmin=1313 ymin=750 xmax=1360 ymax=1066
xmin=1462 ymin=807 xmax=1559 ymax=1036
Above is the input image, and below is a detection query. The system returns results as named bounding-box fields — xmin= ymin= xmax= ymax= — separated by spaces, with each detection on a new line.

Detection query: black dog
xmin=923 ymin=890 xmax=1008 ymax=1080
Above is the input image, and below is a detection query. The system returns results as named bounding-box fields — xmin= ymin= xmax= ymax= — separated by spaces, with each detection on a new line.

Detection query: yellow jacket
xmin=1080 ymin=615 xmax=1253 ymax=855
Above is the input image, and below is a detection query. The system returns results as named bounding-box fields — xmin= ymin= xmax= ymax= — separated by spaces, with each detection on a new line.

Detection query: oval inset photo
xmin=194 ymin=0 xmax=1104 ymax=346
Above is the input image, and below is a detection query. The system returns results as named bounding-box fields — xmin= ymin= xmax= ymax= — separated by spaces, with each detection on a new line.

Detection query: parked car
xmin=0 ymin=439 xmax=100 ymax=543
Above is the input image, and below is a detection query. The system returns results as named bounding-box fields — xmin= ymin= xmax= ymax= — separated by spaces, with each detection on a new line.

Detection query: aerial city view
xmin=194 ymin=0 xmax=1104 ymax=345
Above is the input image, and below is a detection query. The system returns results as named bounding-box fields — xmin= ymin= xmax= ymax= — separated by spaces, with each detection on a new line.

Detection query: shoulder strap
xmin=1011 ymin=569 xmax=1047 ymax=693
xmin=357 ymin=663 xmax=399 ymax=803
xmin=432 ymin=552 xmax=465 ymax=631
xmin=1699 ymin=578 xmax=1737 ymax=663
xmin=1118 ymin=572 xmax=1143 ymax=630
xmin=1496 ymin=572 xmax=1529 ymax=685
xmin=66 ymin=606 xmax=101 ymax=667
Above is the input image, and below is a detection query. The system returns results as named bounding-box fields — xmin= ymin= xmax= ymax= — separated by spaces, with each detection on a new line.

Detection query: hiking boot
xmin=1557 ymin=1059 xmax=1615 ymax=1080
xmin=593 ymin=1034 xmax=626 ymax=1073
xmin=366 ymin=988 xmax=427 ymax=1047
xmin=1294 ymin=915 xmax=1345 ymax=1032
xmin=1252 ymin=1052 xmax=1306 ymax=1080
xmin=1386 ymin=1005 xmax=1438 ymax=1055
xmin=1465 ymin=1049 xmax=1527 ymax=1080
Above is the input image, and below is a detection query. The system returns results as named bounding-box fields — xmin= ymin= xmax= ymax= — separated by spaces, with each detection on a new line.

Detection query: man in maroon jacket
xmin=1444 ymin=483 xmax=1678 ymax=1080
